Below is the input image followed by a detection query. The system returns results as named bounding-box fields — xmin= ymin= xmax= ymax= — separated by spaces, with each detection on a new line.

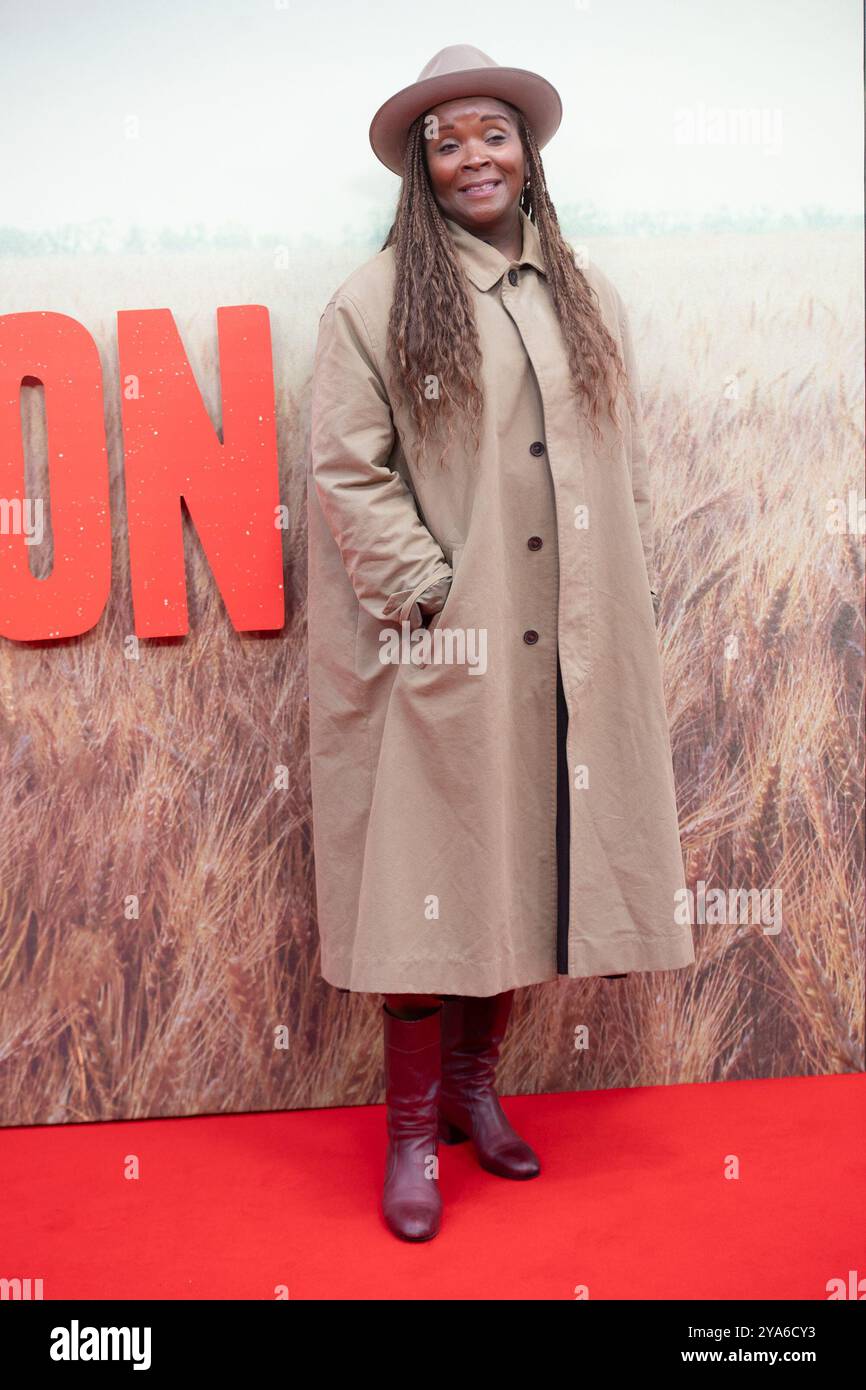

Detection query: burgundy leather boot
xmin=381 ymin=1003 xmax=443 ymax=1242
xmin=438 ymin=991 xmax=540 ymax=1179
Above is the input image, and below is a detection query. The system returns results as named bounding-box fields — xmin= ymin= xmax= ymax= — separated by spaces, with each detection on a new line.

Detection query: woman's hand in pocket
xmin=421 ymin=578 xmax=454 ymax=632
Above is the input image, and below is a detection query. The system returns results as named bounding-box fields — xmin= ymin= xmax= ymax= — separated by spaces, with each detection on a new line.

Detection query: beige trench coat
xmin=307 ymin=207 xmax=695 ymax=995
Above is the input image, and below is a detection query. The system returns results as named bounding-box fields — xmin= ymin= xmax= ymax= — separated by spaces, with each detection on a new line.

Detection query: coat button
xmin=523 ymin=629 xmax=539 ymax=644
xmin=529 ymin=440 xmax=545 ymax=456
xmin=508 ymin=268 xmax=519 ymax=286
xmin=527 ymin=535 xmax=543 ymax=550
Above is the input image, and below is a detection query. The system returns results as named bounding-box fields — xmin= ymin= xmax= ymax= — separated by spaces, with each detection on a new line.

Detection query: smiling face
xmin=422 ymin=96 xmax=529 ymax=235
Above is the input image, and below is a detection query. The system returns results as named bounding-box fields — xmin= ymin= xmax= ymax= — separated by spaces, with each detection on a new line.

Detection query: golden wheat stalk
xmin=682 ymin=559 xmax=736 ymax=614
xmin=744 ymin=757 xmax=782 ymax=878
xmin=72 ymin=996 xmax=114 ymax=1117
xmin=801 ymin=758 xmax=836 ymax=859
xmin=759 ymin=568 xmax=794 ymax=649
xmin=790 ymin=936 xmax=862 ymax=1072
xmin=226 ymin=955 xmax=273 ymax=1062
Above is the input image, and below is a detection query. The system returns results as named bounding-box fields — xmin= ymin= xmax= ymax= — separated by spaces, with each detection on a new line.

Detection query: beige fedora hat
xmin=369 ymin=44 xmax=562 ymax=176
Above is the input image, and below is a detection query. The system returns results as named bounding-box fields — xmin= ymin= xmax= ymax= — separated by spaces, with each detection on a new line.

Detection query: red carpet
xmin=1 ymin=1072 xmax=863 ymax=1300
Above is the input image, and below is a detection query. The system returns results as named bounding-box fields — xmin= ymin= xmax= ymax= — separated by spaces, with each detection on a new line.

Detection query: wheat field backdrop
xmin=0 ymin=226 xmax=862 ymax=1126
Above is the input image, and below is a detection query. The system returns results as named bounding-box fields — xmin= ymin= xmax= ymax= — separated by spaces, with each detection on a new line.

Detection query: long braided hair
xmin=380 ymin=101 xmax=635 ymax=472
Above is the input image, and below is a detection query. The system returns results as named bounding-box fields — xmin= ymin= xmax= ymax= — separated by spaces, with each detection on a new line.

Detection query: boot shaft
xmin=440 ymin=990 xmax=514 ymax=1099
xmin=383 ymin=1003 xmax=443 ymax=1143
xmin=380 ymin=1003 xmax=443 ymax=1241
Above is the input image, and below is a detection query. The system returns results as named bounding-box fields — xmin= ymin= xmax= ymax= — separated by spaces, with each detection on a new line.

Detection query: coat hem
xmin=560 ymin=931 xmax=696 ymax=978
xmin=321 ymin=952 xmax=564 ymax=997
xmin=321 ymin=930 xmax=695 ymax=995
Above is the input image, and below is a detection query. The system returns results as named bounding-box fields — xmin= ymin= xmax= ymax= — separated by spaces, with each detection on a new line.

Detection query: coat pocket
xmin=427 ymin=545 xmax=463 ymax=632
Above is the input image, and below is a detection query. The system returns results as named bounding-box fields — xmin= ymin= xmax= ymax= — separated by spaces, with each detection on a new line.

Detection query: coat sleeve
xmin=614 ymin=289 xmax=661 ymax=619
xmin=416 ymin=575 xmax=452 ymax=615
xmin=310 ymin=291 xmax=454 ymax=631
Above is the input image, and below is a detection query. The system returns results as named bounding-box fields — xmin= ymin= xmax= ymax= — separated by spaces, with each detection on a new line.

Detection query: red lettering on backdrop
xmin=0 ymin=311 xmax=111 ymax=641
xmin=0 ymin=305 xmax=284 ymax=641
xmin=118 ymin=304 xmax=283 ymax=637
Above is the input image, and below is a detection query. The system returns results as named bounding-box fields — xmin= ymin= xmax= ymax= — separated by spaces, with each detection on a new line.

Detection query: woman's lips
xmin=459 ymin=179 xmax=501 ymax=198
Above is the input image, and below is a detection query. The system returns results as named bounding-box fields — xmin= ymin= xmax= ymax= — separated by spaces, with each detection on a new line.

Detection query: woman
xmin=307 ymin=45 xmax=695 ymax=1242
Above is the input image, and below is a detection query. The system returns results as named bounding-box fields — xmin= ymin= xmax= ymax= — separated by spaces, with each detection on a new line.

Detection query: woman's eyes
xmin=438 ymin=132 xmax=507 ymax=153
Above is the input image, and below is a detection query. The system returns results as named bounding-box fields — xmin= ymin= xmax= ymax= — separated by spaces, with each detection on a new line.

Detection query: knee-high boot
xmin=381 ymin=1003 xmax=443 ymax=1241
xmin=438 ymin=991 xmax=540 ymax=1179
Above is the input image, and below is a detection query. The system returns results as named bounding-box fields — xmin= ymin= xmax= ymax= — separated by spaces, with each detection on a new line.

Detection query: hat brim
xmin=369 ymin=65 xmax=562 ymax=175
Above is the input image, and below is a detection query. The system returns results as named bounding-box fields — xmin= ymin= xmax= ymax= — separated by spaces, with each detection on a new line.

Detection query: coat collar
xmin=441 ymin=208 xmax=546 ymax=291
